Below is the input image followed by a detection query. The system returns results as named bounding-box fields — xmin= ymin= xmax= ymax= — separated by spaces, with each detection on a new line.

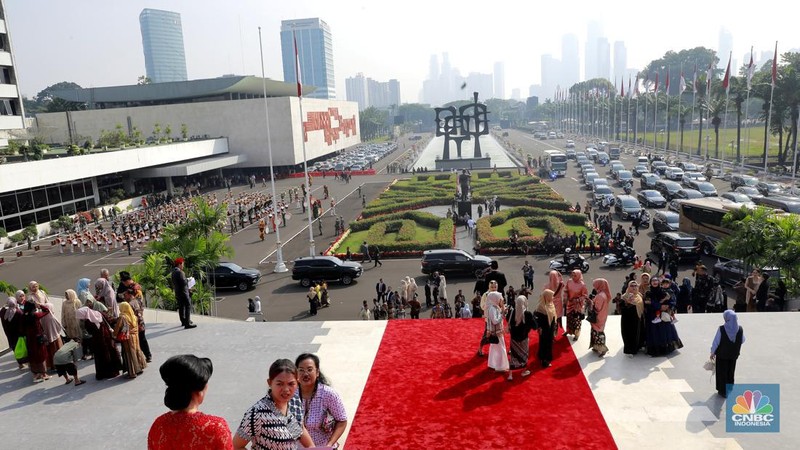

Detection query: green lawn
xmin=628 ymin=125 xmax=781 ymax=162
xmin=490 ymin=222 xmax=591 ymax=239
xmin=337 ymin=224 xmax=439 ymax=252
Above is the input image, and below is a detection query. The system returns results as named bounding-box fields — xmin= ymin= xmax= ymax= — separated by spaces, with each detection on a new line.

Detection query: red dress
xmin=148 ymin=411 xmax=232 ymax=450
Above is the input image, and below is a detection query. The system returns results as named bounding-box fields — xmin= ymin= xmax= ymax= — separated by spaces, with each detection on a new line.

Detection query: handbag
xmin=14 ymin=337 xmax=28 ymax=360
xmin=116 ymin=320 xmax=130 ymax=342
xmin=586 ymin=307 xmax=597 ymax=324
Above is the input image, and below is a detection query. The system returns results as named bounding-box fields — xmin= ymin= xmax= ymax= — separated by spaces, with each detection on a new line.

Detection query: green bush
xmin=397 ymin=220 xmax=416 ymax=241
xmin=367 ymin=221 xmax=387 ymax=243
xmin=477 ymin=172 xmax=492 ymax=179
xmin=434 ymin=174 xmax=452 ymax=181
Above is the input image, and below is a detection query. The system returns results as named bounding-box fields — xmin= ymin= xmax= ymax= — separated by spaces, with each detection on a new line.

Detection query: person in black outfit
xmin=483 ymin=261 xmax=507 ymax=295
xmin=171 ymin=257 xmax=196 ymax=329
xmin=710 ymin=310 xmax=745 ymax=398
xmin=373 ymin=246 xmax=382 ymax=267
xmin=755 ymin=273 xmax=770 ymax=312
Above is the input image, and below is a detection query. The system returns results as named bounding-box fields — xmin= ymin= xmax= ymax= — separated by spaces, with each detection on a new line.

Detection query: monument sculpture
xmin=434 ymin=92 xmax=491 ymax=170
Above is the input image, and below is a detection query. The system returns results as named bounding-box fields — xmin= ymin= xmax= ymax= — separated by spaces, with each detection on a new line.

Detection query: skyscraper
xmin=613 ymin=41 xmax=627 ymax=83
xmin=493 ymin=62 xmax=505 ymax=99
xmin=561 ymin=34 xmax=579 ymax=87
xmin=541 ymin=54 xmax=560 ymax=100
xmin=597 ymin=37 xmax=611 ymax=81
xmin=139 ymin=9 xmax=187 ymax=83
xmin=585 ymin=21 xmax=603 ymax=80
xmin=718 ymin=27 xmax=733 ymax=70
xmin=0 ymin=0 xmax=25 ymax=146
xmin=345 ymin=73 xmax=368 ymax=111
xmin=281 ymin=18 xmax=336 ymax=99
xmin=387 ymin=79 xmax=401 ymax=107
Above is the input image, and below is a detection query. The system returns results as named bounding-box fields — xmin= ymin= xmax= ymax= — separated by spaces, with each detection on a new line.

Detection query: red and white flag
xmin=746 ymin=47 xmax=755 ymax=90
xmin=293 ymin=30 xmax=303 ymax=97
xmin=628 ymin=75 xmax=632 ymax=98
xmin=693 ymin=63 xmax=698 ymax=94
xmin=654 ymin=73 xmax=659 ymax=94
xmin=771 ymin=41 xmax=778 ymax=88
xmin=679 ymin=70 xmax=687 ymax=94
xmin=706 ymin=63 xmax=714 ymax=94
xmin=665 ymin=68 xmax=670 ymax=94
xmin=634 ymin=74 xmax=640 ymax=97
xmin=722 ymin=52 xmax=731 ymax=95
xmin=620 ymin=78 xmax=624 ymax=98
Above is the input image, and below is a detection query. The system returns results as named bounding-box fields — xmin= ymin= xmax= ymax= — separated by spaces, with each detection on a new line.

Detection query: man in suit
xmin=171 ymin=257 xmax=196 ymax=329
xmin=376 ymin=278 xmax=387 ymax=302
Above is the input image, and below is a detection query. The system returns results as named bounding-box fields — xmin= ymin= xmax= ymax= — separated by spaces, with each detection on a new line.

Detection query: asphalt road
xmin=1 ymin=130 xmax=729 ymax=323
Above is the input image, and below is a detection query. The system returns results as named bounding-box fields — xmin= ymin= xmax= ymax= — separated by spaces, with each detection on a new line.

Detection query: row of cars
xmin=312 ymin=142 xmax=398 ymax=172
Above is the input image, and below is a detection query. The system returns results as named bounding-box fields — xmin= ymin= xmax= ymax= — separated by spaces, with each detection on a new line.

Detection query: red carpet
xmin=345 ymin=319 xmax=617 ymax=450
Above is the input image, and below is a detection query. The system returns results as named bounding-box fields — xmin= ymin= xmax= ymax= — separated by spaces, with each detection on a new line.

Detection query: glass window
xmin=19 ymin=212 xmax=35 ymax=228
xmin=60 ymin=184 xmax=74 ymax=201
xmin=87 ymin=198 xmax=96 ymax=208
xmin=3 ymin=216 xmax=21 ymax=232
xmin=32 ymin=189 xmax=47 ymax=208
xmin=0 ymin=193 xmax=17 ymax=215
xmin=35 ymin=209 xmax=50 ymax=224
xmin=73 ymin=182 xmax=86 ymax=199
xmin=84 ymin=180 xmax=93 ymax=197
xmin=75 ymin=200 xmax=88 ymax=212
xmin=46 ymin=186 xmax=61 ymax=204
xmin=63 ymin=202 xmax=76 ymax=215
xmin=16 ymin=191 xmax=33 ymax=212
xmin=50 ymin=206 xmax=63 ymax=220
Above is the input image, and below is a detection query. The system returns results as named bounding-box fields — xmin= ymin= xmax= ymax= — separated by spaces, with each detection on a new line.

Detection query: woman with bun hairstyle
xmin=148 ymin=355 xmax=232 ymax=449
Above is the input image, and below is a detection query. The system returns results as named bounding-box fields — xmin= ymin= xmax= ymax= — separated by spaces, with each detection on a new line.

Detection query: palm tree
xmin=706 ymin=97 xmax=727 ymax=158
xmin=676 ymin=103 xmax=692 ymax=155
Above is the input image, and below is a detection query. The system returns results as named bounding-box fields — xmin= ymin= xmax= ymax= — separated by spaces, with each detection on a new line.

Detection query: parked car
xmin=565 ymin=140 xmax=576 ymax=149
xmin=593 ymin=185 xmax=615 ymax=205
xmin=684 ymin=180 xmax=718 ymax=197
xmin=720 ymin=192 xmax=756 ymax=207
xmin=640 ymin=173 xmax=660 ymax=190
xmin=730 ymin=174 xmax=758 ymax=190
xmin=652 ymin=211 xmax=680 ymax=232
xmin=650 ymin=232 xmax=701 ymax=262
xmin=713 ymin=259 xmax=780 ymax=286
xmin=655 ymin=180 xmax=682 ymax=200
xmin=420 ymin=249 xmax=492 ymax=277
xmin=756 ymin=181 xmax=785 ymax=197
xmin=733 ymin=186 xmax=764 ymax=199
xmin=752 ymin=195 xmax=800 ymax=214
xmin=681 ymin=172 xmax=706 ymax=186
xmin=614 ymin=195 xmax=642 ymax=220
xmin=616 ymin=170 xmax=633 ymax=186
xmin=637 ymin=190 xmax=667 ymax=208
xmin=208 ymin=262 xmax=262 ymax=291
xmin=672 ymin=188 xmax=705 ymax=200
xmin=596 ymin=151 xmax=610 ymax=165
xmin=632 ymin=165 xmax=650 ymax=177
xmin=664 ymin=167 xmax=685 ymax=181
xmin=584 ymin=172 xmax=600 ymax=188
xmin=678 ymin=162 xmax=699 ymax=172
xmin=650 ymin=160 xmax=668 ymax=175
xmin=292 ymin=256 xmax=364 ymax=287
xmin=565 ymin=149 xmax=576 ymax=159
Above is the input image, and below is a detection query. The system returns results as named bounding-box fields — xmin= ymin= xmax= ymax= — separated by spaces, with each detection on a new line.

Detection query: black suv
xmin=650 ymin=232 xmax=701 ymax=262
xmin=291 ymin=256 xmax=363 ymax=287
xmin=420 ymin=249 xmax=492 ymax=277
xmin=207 ymin=262 xmax=262 ymax=291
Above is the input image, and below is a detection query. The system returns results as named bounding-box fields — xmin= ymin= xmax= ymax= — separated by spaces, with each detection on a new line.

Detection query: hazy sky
xmin=6 ymin=0 xmax=798 ymax=103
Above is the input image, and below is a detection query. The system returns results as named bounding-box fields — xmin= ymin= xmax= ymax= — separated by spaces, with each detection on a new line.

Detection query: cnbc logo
xmin=727 ymin=384 xmax=780 ymax=432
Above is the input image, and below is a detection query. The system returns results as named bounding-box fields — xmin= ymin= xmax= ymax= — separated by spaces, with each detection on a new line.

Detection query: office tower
xmin=0 ymin=0 xmax=25 ymax=146
xmin=429 ymin=54 xmax=440 ymax=80
xmin=597 ymin=37 xmax=611 ymax=81
xmin=345 ymin=73 xmax=368 ymax=111
xmin=585 ymin=21 xmax=603 ymax=80
xmin=139 ymin=9 xmax=188 ymax=83
xmin=613 ymin=41 xmax=627 ymax=84
xmin=465 ymin=72 xmax=493 ymax=101
xmin=561 ymin=34 xmax=579 ymax=87
xmin=718 ymin=27 xmax=733 ymax=70
xmin=281 ymin=18 xmax=336 ymax=99
xmin=541 ymin=54 xmax=560 ymax=100
xmin=493 ymin=61 xmax=505 ymax=99
xmin=388 ymin=79 xmax=401 ymax=107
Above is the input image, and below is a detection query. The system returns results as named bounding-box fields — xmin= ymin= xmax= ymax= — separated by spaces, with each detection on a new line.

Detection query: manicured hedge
xmin=476 ymin=206 xmax=588 ymax=251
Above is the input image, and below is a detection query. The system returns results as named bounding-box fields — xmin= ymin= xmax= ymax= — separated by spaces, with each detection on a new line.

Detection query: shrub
xmin=477 ymin=172 xmax=492 ymax=179
xmin=397 ymin=220 xmax=416 ymax=241
xmin=434 ymin=174 xmax=452 ymax=181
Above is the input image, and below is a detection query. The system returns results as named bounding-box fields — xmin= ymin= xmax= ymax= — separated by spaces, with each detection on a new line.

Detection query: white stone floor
xmin=412 ymin=135 xmax=518 ymax=170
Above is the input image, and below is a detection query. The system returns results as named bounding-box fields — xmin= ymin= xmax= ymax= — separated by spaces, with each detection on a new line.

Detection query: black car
xmin=208 ymin=262 xmax=261 ymax=291
xmin=712 ymin=259 xmax=780 ymax=286
xmin=637 ymin=190 xmax=667 ymax=208
xmin=650 ymin=232 xmax=701 ymax=262
xmin=613 ymin=195 xmax=642 ymax=220
xmin=420 ymin=249 xmax=492 ymax=277
xmin=652 ymin=211 xmax=679 ymax=232
xmin=291 ymin=256 xmax=363 ymax=287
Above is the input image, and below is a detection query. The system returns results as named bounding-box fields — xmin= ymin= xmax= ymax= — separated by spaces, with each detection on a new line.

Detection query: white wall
xmin=35 ymin=97 xmax=361 ymax=168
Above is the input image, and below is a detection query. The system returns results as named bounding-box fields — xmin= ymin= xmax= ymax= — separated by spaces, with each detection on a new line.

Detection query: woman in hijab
xmin=534 ymin=289 xmax=558 ymax=368
xmin=485 ymin=290 xmax=510 ymax=377
xmin=710 ymin=310 xmax=746 ymax=398
xmin=676 ymin=277 xmax=692 ymax=314
xmin=76 ymin=306 xmax=121 ymax=380
xmin=23 ymin=301 xmax=50 ymax=382
xmin=114 ymin=302 xmax=147 ymax=379
xmin=645 ymin=276 xmax=683 ymax=356
xmin=507 ymin=294 xmax=537 ymax=379
xmin=619 ymin=280 xmax=645 ymax=356
xmin=1 ymin=297 xmax=25 ymax=370
xmin=61 ymin=289 xmax=83 ymax=342
xmin=638 ymin=273 xmax=651 ymax=298
xmin=589 ymin=278 xmax=612 ymax=357
xmin=37 ymin=299 xmax=64 ymax=372
xmin=93 ymin=277 xmax=120 ymax=319
xmin=565 ymin=269 xmax=589 ymax=341
xmin=544 ymin=270 xmax=565 ymax=330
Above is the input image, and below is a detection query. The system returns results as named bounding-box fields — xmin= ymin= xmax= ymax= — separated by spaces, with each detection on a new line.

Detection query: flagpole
xmin=653 ymin=81 xmax=658 ymax=151
xmin=293 ymin=29 xmax=316 ymax=256
xmin=664 ymin=81 xmax=670 ymax=153
xmin=793 ymin=113 xmax=800 ymax=195
xmin=643 ymin=84 xmax=648 ymax=151
xmin=765 ymin=41 xmax=778 ymax=175
xmin=677 ymin=64 xmax=683 ymax=157
xmin=722 ymin=52 xmax=731 ymax=166
xmin=259 ymin=27 xmax=287 ymax=272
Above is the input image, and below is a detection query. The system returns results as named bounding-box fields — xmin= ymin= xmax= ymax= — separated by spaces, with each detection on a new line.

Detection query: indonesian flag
xmin=746 ymin=47 xmax=755 ymax=90
xmin=771 ymin=41 xmax=778 ymax=88
xmin=634 ymin=74 xmax=640 ymax=97
xmin=665 ymin=67 xmax=670 ymax=94
xmin=722 ymin=52 xmax=731 ymax=95
xmin=628 ymin=75 xmax=632 ymax=98
xmin=654 ymin=73 xmax=659 ymax=94
xmin=679 ymin=70 xmax=687 ymax=94
xmin=293 ymin=30 xmax=303 ymax=97
xmin=620 ymin=78 xmax=624 ymax=97
xmin=706 ymin=63 xmax=714 ymax=94
xmin=693 ymin=63 xmax=698 ymax=94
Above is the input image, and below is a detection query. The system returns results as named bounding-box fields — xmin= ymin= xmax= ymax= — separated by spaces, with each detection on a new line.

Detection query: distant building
xmin=139 ymin=9 xmax=188 ymax=83
xmin=718 ymin=27 xmax=733 ymax=71
xmin=613 ymin=41 xmax=627 ymax=84
xmin=346 ymin=74 xmax=400 ymax=110
xmin=511 ymin=88 xmax=521 ymax=101
xmin=561 ymin=34 xmax=579 ymax=87
xmin=541 ymin=54 xmax=560 ymax=101
xmin=345 ymin=73 xmax=368 ymax=110
xmin=387 ymin=79 xmax=401 ymax=107
xmin=0 ymin=0 xmax=24 ymax=147
xmin=281 ymin=18 xmax=336 ymax=99
xmin=493 ymin=62 xmax=505 ymax=99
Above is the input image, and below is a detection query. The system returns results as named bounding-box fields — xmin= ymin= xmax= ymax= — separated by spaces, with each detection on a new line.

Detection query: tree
xmin=181 ymin=123 xmax=189 ymax=140
xmin=359 ymin=107 xmax=388 ymax=141
xmin=152 ymin=123 xmax=161 ymax=142
xmin=706 ymin=96 xmax=727 ymax=158
xmin=33 ymin=81 xmax=84 ymax=113
xmin=137 ymin=75 xmax=152 ymax=85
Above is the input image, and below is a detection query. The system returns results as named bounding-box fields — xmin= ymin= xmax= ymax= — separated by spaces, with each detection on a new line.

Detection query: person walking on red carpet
xmin=565 ymin=270 xmax=588 ymax=341
xmin=589 ymin=278 xmax=612 ymax=357
xmin=477 ymin=280 xmax=500 ymax=356
xmin=534 ymin=289 xmax=559 ymax=368
xmin=485 ymin=291 xmax=510 ymax=378
xmin=544 ymin=270 xmax=565 ymax=330
xmin=507 ymin=295 xmax=537 ymax=379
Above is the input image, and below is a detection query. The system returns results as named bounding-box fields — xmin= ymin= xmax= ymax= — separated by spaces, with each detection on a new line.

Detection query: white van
xmin=637 ymin=156 xmax=649 ymax=165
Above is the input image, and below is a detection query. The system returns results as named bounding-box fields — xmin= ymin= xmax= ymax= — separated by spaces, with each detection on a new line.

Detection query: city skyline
xmin=5 ymin=0 xmax=799 ymax=105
